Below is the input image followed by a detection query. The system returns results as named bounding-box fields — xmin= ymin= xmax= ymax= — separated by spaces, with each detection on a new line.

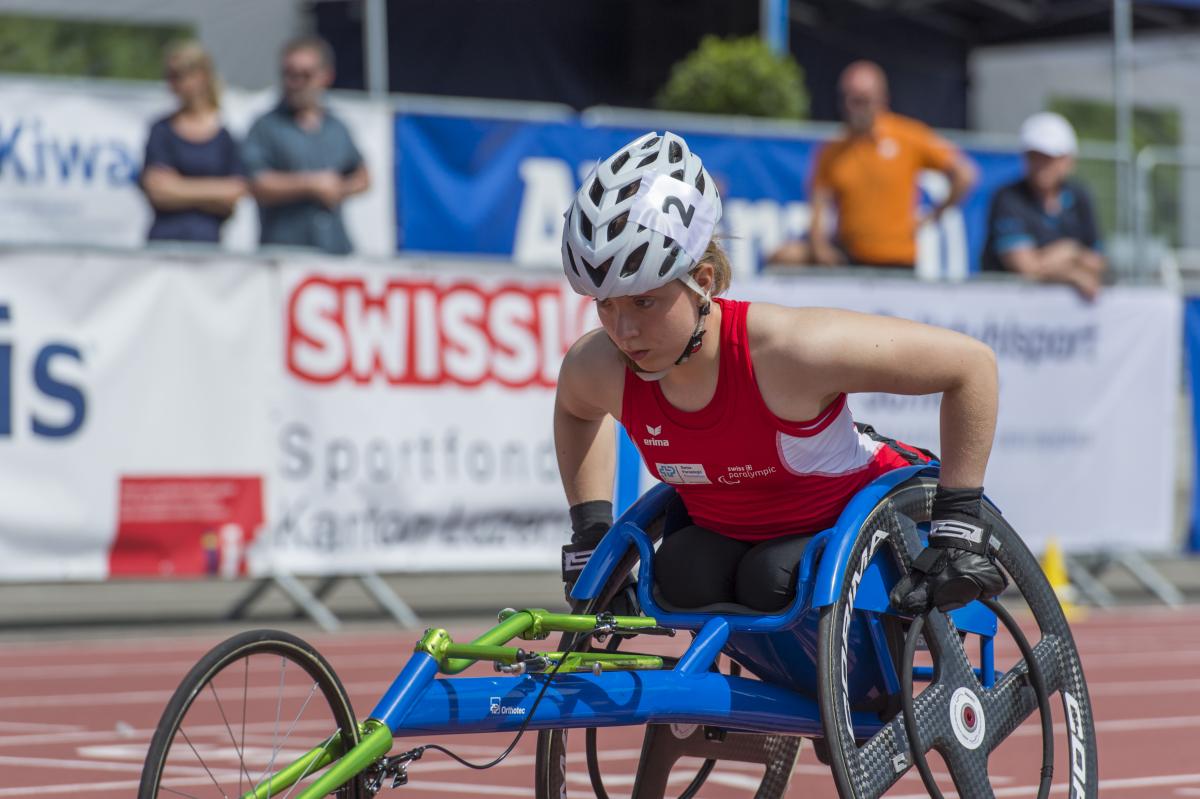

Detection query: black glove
xmin=562 ymin=500 xmax=613 ymax=601
xmin=890 ymin=486 xmax=1008 ymax=614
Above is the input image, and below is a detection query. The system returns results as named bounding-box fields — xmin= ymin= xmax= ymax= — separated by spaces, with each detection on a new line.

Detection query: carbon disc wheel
xmin=816 ymin=475 xmax=1098 ymax=799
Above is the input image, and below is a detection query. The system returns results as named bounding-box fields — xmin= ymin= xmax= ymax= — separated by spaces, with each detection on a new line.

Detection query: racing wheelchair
xmin=138 ymin=465 xmax=1097 ymax=798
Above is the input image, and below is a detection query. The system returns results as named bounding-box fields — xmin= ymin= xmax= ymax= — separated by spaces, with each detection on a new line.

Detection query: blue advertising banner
xmin=396 ymin=113 xmax=1024 ymax=277
xmin=1185 ymin=297 xmax=1200 ymax=553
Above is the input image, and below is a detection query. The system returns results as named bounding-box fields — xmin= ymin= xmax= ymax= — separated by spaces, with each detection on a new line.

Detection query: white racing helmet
xmin=562 ymin=131 xmax=722 ymax=300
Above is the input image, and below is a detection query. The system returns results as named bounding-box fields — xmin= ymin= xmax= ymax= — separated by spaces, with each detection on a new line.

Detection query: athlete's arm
xmin=554 ymin=330 xmax=624 ymax=505
xmin=754 ymin=305 xmax=998 ymax=489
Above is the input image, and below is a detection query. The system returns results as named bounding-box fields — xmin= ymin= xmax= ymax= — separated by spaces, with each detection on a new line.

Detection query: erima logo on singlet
xmin=643 ymin=423 xmax=669 ymax=447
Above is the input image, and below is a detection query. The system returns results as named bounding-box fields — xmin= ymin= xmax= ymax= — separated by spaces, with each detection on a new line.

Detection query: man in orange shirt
xmin=771 ymin=61 xmax=976 ymax=269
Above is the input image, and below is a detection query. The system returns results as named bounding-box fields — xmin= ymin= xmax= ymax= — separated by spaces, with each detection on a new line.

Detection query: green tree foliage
xmin=656 ymin=36 xmax=808 ymax=120
xmin=0 ymin=14 xmax=192 ymax=80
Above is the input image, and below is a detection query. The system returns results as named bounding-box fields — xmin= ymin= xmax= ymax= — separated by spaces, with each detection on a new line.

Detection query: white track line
xmin=1088 ymin=678 xmax=1200 ymax=696
xmin=887 ymin=771 xmax=1200 ymax=798
xmin=0 ymin=720 xmax=82 ymax=732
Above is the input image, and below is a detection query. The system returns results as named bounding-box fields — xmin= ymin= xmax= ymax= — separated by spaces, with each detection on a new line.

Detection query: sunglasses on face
xmin=164 ymin=66 xmax=194 ymax=82
xmin=283 ymin=67 xmax=318 ymax=82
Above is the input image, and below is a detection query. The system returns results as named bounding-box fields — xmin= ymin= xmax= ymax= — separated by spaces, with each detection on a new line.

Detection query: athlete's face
xmin=596 ymin=267 xmax=713 ymax=372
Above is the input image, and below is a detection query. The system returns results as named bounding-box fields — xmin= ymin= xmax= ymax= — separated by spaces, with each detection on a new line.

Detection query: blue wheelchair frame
xmin=367 ymin=465 xmax=998 ymax=741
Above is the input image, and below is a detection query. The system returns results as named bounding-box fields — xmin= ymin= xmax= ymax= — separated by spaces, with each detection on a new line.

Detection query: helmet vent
xmin=670 ymin=169 xmax=684 ymax=181
xmin=662 ymin=235 xmax=675 ymax=249
xmin=580 ymin=214 xmax=593 ymax=242
xmin=610 ymin=150 xmax=630 ymax=173
xmin=588 ymin=178 xmax=603 ymax=205
xmin=566 ymin=245 xmax=581 ymax=277
xmin=621 ymin=242 xmax=649 ymax=277
xmin=636 ymin=153 xmax=657 ymax=169
xmin=607 ymin=211 xmax=628 ymax=242
xmin=669 ymin=141 xmax=683 ymax=163
xmin=642 ymin=136 xmax=660 ymax=150
xmin=661 ymin=245 xmax=683 ymax=277
xmin=584 ymin=256 xmax=613 ymax=288
xmin=617 ymin=179 xmax=640 ymax=203
xmin=695 ymin=171 xmax=706 ymax=193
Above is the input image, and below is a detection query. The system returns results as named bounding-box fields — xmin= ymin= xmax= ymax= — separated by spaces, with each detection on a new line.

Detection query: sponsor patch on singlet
xmin=656 ymin=463 xmax=711 ymax=485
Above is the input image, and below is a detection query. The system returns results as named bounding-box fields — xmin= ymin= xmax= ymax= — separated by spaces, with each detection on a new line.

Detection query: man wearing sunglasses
xmin=242 ymin=36 xmax=371 ymax=255
xmin=769 ymin=60 xmax=976 ymax=270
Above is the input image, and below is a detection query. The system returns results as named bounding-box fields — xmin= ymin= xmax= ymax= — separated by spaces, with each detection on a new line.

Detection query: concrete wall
xmin=0 ymin=0 xmax=308 ymax=90
xmin=970 ymin=32 xmax=1200 ymax=248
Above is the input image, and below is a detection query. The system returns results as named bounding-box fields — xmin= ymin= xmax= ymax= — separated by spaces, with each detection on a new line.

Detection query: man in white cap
xmin=982 ymin=111 xmax=1106 ymax=299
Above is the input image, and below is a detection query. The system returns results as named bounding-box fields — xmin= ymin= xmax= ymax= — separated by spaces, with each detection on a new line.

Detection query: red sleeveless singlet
xmin=620 ymin=298 xmax=915 ymax=541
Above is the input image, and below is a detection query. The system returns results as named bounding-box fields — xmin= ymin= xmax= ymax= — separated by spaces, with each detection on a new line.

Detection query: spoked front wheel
xmin=816 ymin=475 xmax=1098 ymax=799
xmin=138 ymin=629 xmax=363 ymax=799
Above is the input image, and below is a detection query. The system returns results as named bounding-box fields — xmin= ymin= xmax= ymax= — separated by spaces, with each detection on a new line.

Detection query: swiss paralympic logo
xmin=286 ymin=276 xmax=595 ymax=389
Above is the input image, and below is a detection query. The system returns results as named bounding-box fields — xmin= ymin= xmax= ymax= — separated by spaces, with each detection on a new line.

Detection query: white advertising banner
xmin=0 ymin=77 xmax=394 ymax=256
xmin=259 ymin=262 xmax=595 ymax=574
xmin=730 ymin=276 xmax=1182 ymax=553
xmin=0 ymin=250 xmax=274 ymax=581
xmin=0 ymin=249 xmax=1182 ymax=580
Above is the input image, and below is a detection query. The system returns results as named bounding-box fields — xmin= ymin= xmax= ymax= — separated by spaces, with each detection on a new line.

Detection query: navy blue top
xmin=241 ymin=103 xmax=364 ymax=255
xmin=982 ymin=178 xmax=1101 ymax=272
xmin=142 ymin=115 xmax=245 ymax=243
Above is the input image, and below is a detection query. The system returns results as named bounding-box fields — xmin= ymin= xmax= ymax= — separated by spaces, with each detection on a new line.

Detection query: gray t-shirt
xmin=242 ymin=102 xmax=364 ymax=255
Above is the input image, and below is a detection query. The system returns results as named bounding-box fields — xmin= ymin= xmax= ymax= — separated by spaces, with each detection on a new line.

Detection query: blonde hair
xmin=164 ymin=39 xmax=221 ymax=110
xmin=690 ymin=239 xmax=732 ymax=296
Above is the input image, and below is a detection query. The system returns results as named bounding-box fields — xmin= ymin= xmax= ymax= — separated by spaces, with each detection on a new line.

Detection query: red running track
xmin=1 ymin=606 xmax=1198 ymax=798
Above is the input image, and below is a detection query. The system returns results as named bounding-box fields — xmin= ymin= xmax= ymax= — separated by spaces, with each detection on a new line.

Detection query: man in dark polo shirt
xmin=982 ymin=112 xmax=1106 ymax=300
xmin=242 ymin=36 xmax=370 ymax=255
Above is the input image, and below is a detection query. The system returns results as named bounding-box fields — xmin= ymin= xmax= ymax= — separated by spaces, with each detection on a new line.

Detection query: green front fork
xmin=239 ymin=719 xmax=393 ymax=799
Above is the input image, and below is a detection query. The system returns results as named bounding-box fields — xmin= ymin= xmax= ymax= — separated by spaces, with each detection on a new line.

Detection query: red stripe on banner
xmin=109 ymin=476 xmax=264 ymax=578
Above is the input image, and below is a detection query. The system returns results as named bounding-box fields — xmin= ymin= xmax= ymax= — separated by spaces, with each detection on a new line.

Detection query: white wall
xmin=0 ymin=0 xmax=307 ymax=90
xmin=970 ymin=32 xmax=1200 ymax=247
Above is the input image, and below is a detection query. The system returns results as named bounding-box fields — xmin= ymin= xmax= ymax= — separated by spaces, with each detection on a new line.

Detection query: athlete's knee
xmin=654 ymin=525 xmax=745 ymax=608
xmin=734 ymin=535 xmax=810 ymax=612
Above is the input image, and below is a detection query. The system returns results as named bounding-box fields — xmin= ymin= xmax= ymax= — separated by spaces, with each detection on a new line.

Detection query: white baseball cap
xmin=1020 ymin=112 xmax=1078 ymax=158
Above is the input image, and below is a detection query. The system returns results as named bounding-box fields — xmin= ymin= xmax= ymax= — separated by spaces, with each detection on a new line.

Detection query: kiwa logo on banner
xmin=0 ymin=118 xmax=140 ymax=188
xmin=287 ymin=276 xmax=595 ymax=388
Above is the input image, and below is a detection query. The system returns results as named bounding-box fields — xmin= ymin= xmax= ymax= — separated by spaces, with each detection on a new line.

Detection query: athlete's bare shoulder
xmin=558 ymin=328 xmax=625 ymax=420
xmin=745 ymin=301 xmax=851 ymax=365
xmin=743 ymin=301 xmax=868 ymax=416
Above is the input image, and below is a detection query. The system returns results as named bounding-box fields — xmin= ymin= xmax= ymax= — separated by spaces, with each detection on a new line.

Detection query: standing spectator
xmin=242 ymin=36 xmax=370 ymax=255
xmin=769 ymin=61 xmax=976 ymax=269
xmin=982 ymin=112 xmax=1106 ymax=300
xmin=141 ymin=40 xmax=247 ymax=244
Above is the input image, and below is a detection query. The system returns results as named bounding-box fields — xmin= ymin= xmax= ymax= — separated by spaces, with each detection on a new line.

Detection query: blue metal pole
xmin=761 ymin=0 xmax=789 ymax=56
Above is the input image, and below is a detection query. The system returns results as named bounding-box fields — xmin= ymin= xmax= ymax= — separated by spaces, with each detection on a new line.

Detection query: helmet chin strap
xmin=633 ymin=274 xmax=712 ymax=382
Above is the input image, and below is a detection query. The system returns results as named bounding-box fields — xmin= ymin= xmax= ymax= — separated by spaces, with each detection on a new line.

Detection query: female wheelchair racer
xmin=549 ymin=130 xmax=1094 ymax=797
xmin=137 ymin=132 xmax=1096 ymax=799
